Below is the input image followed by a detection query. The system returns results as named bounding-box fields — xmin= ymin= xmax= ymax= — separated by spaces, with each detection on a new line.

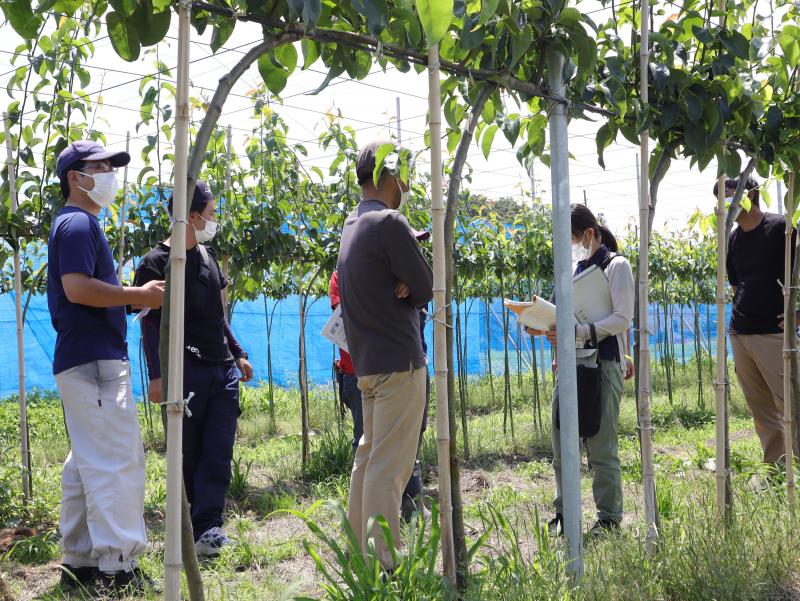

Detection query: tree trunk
xmin=442 ymin=83 xmax=495 ymax=589
xmin=454 ymin=287 xmax=470 ymax=460
xmin=298 ymin=288 xmax=310 ymax=471
xmin=264 ymin=293 xmax=277 ymax=433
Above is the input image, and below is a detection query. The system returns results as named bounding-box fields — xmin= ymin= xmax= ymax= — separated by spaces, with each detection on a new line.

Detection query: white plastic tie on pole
xmin=422 ymin=306 xmax=453 ymax=329
xmin=162 ymin=391 xmax=195 ymax=418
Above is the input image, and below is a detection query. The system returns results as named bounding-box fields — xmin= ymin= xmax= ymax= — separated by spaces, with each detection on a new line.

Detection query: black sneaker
xmin=59 ymin=564 xmax=98 ymax=590
xmin=95 ymin=567 xmax=156 ymax=596
xmin=547 ymin=513 xmax=563 ymax=536
xmin=585 ymin=518 xmax=621 ymax=540
xmin=400 ymin=496 xmax=431 ymax=523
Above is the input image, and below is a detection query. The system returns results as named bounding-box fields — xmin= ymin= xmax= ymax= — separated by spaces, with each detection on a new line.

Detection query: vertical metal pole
xmin=395 ymin=96 xmax=402 ymax=144
xmin=547 ymin=50 xmax=583 ymax=579
xmin=638 ymin=0 xmax=658 ymax=550
xmin=117 ymin=131 xmax=130 ymax=282
xmin=165 ymin=1 xmax=191 ymax=598
xmin=582 ymin=189 xmax=588 ymax=207
xmin=427 ymin=45 xmax=456 ymax=585
xmin=4 ymin=112 xmax=30 ymax=504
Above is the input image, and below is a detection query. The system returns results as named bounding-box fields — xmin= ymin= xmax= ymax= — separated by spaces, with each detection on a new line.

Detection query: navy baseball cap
xmin=56 ymin=141 xmax=130 ymax=178
xmin=167 ymin=181 xmax=214 ymax=216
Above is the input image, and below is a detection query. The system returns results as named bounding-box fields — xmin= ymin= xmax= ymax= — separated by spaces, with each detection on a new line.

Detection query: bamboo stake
xmin=427 ymin=44 xmax=456 ymax=585
xmin=784 ymin=173 xmax=795 ymax=510
xmin=637 ymin=0 xmax=658 ymax=550
xmin=714 ymin=173 xmax=729 ymax=517
xmin=4 ymin=112 xmax=31 ymax=504
xmin=547 ymin=49 xmax=583 ymax=579
xmin=117 ymin=131 xmax=130 ymax=282
xmin=164 ymin=1 xmax=191 ymax=598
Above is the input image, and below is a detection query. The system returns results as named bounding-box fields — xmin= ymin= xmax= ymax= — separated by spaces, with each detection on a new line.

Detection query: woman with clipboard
xmin=527 ymin=204 xmax=634 ymax=537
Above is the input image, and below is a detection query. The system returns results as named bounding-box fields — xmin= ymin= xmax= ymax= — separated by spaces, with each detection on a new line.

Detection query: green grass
xmin=2 ymin=361 xmax=799 ymax=600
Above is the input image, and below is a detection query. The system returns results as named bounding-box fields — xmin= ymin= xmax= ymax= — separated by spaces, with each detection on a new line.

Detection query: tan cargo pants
xmin=731 ymin=332 xmax=798 ymax=464
xmin=347 ymin=366 xmax=426 ymax=568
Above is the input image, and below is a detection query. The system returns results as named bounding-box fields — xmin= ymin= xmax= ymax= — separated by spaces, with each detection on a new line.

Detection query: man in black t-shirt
xmin=134 ymin=181 xmax=253 ymax=556
xmin=719 ymin=176 xmax=798 ymax=465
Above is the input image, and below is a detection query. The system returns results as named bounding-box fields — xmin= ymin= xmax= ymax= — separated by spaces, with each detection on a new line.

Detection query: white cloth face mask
xmin=395 ymin=177 xmax=410 ymax=209
xmin=77 ymin=171 xmax=119 ymax=208
xmin=726 ymin=196 xmax=743 ymax=221
xmin=194 ymin=215 xmax=218 ymax=243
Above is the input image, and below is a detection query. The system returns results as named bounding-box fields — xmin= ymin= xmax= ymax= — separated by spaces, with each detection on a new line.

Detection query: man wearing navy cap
xmin=48 ymin=141 xmax=164 ymax=593
xmin=134 ymin=181 xmax=253 ymax=557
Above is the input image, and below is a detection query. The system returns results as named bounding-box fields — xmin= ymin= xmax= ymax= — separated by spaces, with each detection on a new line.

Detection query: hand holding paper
xmin=504 ymin=296 xmax=557 ymax=331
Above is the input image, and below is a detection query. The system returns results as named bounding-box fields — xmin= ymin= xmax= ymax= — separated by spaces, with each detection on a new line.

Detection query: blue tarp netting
xmin=0 ymin=293 xmax=732 ymax=400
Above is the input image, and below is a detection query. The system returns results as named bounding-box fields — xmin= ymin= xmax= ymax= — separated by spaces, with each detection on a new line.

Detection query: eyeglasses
xmin=76 ymin=167 xmax=118 ymax=175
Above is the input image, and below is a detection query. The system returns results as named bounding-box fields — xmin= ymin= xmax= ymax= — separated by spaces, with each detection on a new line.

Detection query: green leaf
xmin=595 ymin=122 xmax=615 ymax=169
xmin=480 ymin=124 xmax=498 ymax=159
xmin=719 ymin=30 xmax=749 ymax=60
xmin=106 ymin=11 xmax=141 ymax=61
xmin=301 ymin=0 xmax=321 ymax=26
xmin=372 ymin=142 xmax=396 ymax=186
xmin=508 ymin=25 xmax=532 ymax=69
xmin=417 ymin=0 xmax=454 ymax=47
xmin=779 ymin=34 xmax=800 ymax=68
xmin=210 ymin=19 xmax=234 ymax=52
xmin=275 ymin=43 xmax=298 ymax=72
xmin=109 ymin=0 xmax=138 ymax=18
xmin=558 ymin=7 xmax=581 ymax=26
xmin=684 ymin=90 xmax=702 ymax=123
xmin=766 ymin=105 xmax=783 ymax=131
xmin=724 ymin=151 xmax=741 ymax=178
xmin=1 ymin=0 xmax=43 ymax=39
xmin=479 ymin=0 xmax=499 ymax=26
xmin=129 ymin=0 xmax=171 ymax=47
xmin=307 ymin=64 xmax=345 ymax=95
xmin=569 ymin=28 xmax=595 ymax=80
xmin=257 ymin=52 xmax=288 ymax=95
xmin=352 ymin=0 xmax=389 ymax=36
xmin=301 ymin=39 xmax=320 ymax=69
xmin=501 ymin=115 xmax=520 ymax=146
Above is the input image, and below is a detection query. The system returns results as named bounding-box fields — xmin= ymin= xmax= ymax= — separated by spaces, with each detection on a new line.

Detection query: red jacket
xmin=329 ymin=271 xmax=354 ymax=375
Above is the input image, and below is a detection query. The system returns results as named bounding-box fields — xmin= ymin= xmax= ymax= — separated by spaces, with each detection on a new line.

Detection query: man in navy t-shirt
xmin=47 ymin=141 xmax=164 ymax=594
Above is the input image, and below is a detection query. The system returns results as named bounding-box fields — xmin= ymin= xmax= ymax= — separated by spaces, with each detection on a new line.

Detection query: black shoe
xmin=547 ymin=513 xmax=563 ymax=536
xmin=59 ymin=564 xmax=98 ymax=590
xmin=400 ymin=496 xmax=431 ymax=523
xmin=585 ymin=518 xmax=621 ymax=540
xmin=95 ymin=567 xmax=156 ymax=596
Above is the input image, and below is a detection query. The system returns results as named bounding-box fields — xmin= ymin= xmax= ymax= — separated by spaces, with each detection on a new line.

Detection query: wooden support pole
xmin=427 ymin=44 xmax=456 ymax=585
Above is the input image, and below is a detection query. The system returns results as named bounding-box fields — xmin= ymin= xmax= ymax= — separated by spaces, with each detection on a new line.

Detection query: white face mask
xmin=194 ymin=215 xmax=218 ymax=243
xmin=395 ymin=177 xmax=410 ymax=209
xmin=77 ymin=171 xmax=119 ymax=208
xmin=571 ymin=234 xmax=592 ymax=267
xmin=726 ymin=196 xmax=743 ymax=221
